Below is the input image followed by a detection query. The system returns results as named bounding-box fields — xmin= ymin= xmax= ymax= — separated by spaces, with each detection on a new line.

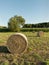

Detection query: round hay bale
xmin=7 ymin=33 xmax=28 ymax=55
xmin=37 ymin=31 xmax=44 ymax=37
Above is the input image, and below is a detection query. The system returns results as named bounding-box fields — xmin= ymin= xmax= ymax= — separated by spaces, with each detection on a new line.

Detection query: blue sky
xmin=0 ymin=0 xmax=49 ymax=26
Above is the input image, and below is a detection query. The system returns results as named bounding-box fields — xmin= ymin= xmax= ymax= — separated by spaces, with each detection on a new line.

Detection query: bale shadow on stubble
xmin=0 ymin=46 xmax=10 ymax=53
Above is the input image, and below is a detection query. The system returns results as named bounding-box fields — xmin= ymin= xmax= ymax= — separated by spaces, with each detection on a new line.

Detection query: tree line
xmin=0 ymin=15 xmax=49 ymax=32
xmin=23 ymin=22 xmax=49 ymax=28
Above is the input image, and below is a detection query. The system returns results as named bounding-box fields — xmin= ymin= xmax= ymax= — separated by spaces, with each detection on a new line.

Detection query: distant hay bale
xmin=7 ymin=33 xmax=28 ymax=55
xmin=37 ymin=31 xmax=44 ymax=37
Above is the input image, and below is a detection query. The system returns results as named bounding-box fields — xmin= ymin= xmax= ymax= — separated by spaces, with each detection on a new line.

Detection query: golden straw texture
xmin=7 ymin=33 xmax=28 ymax=55
xmin=37 ymin=31 xmax=44 ymax=37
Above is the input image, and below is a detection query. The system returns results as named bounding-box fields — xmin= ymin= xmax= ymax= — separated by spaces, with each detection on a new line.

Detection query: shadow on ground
xmin=0 ymin=46 xmax=10 ymax=53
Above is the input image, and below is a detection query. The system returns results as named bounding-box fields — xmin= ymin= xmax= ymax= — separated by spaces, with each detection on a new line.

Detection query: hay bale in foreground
xmin=7 ymin=33 xmax=28 ymax=55
xmin=37 ymin=31 xmax=44 ymax=37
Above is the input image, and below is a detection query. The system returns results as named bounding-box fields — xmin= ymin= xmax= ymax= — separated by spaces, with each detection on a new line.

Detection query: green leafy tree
xmin=8 ymin=15 xmax=25 ymax=32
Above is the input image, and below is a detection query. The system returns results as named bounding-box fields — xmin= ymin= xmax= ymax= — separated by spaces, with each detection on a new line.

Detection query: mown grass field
xmin=0 ymin=32 xmax=49 ymax=43
xmin=0 ymin=32 xmax=49 ymax=65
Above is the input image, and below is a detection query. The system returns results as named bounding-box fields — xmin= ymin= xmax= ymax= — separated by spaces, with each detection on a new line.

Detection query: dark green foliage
xmin=1 ymin=27 xmax=49 ymax=32
xmin=8 ymin=15 xmax=25 ymax=32
xmin=21 ymin=28 xmax=49 ymax=32
xmin=23 ymin=22 xmax=49 ymax=28
xmin=0 ymin=27 xmax=9 ymax=32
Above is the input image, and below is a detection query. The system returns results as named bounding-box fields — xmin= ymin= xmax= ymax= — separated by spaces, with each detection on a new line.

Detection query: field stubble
xmin=0 ymin=32 xmax=49 ymax=64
